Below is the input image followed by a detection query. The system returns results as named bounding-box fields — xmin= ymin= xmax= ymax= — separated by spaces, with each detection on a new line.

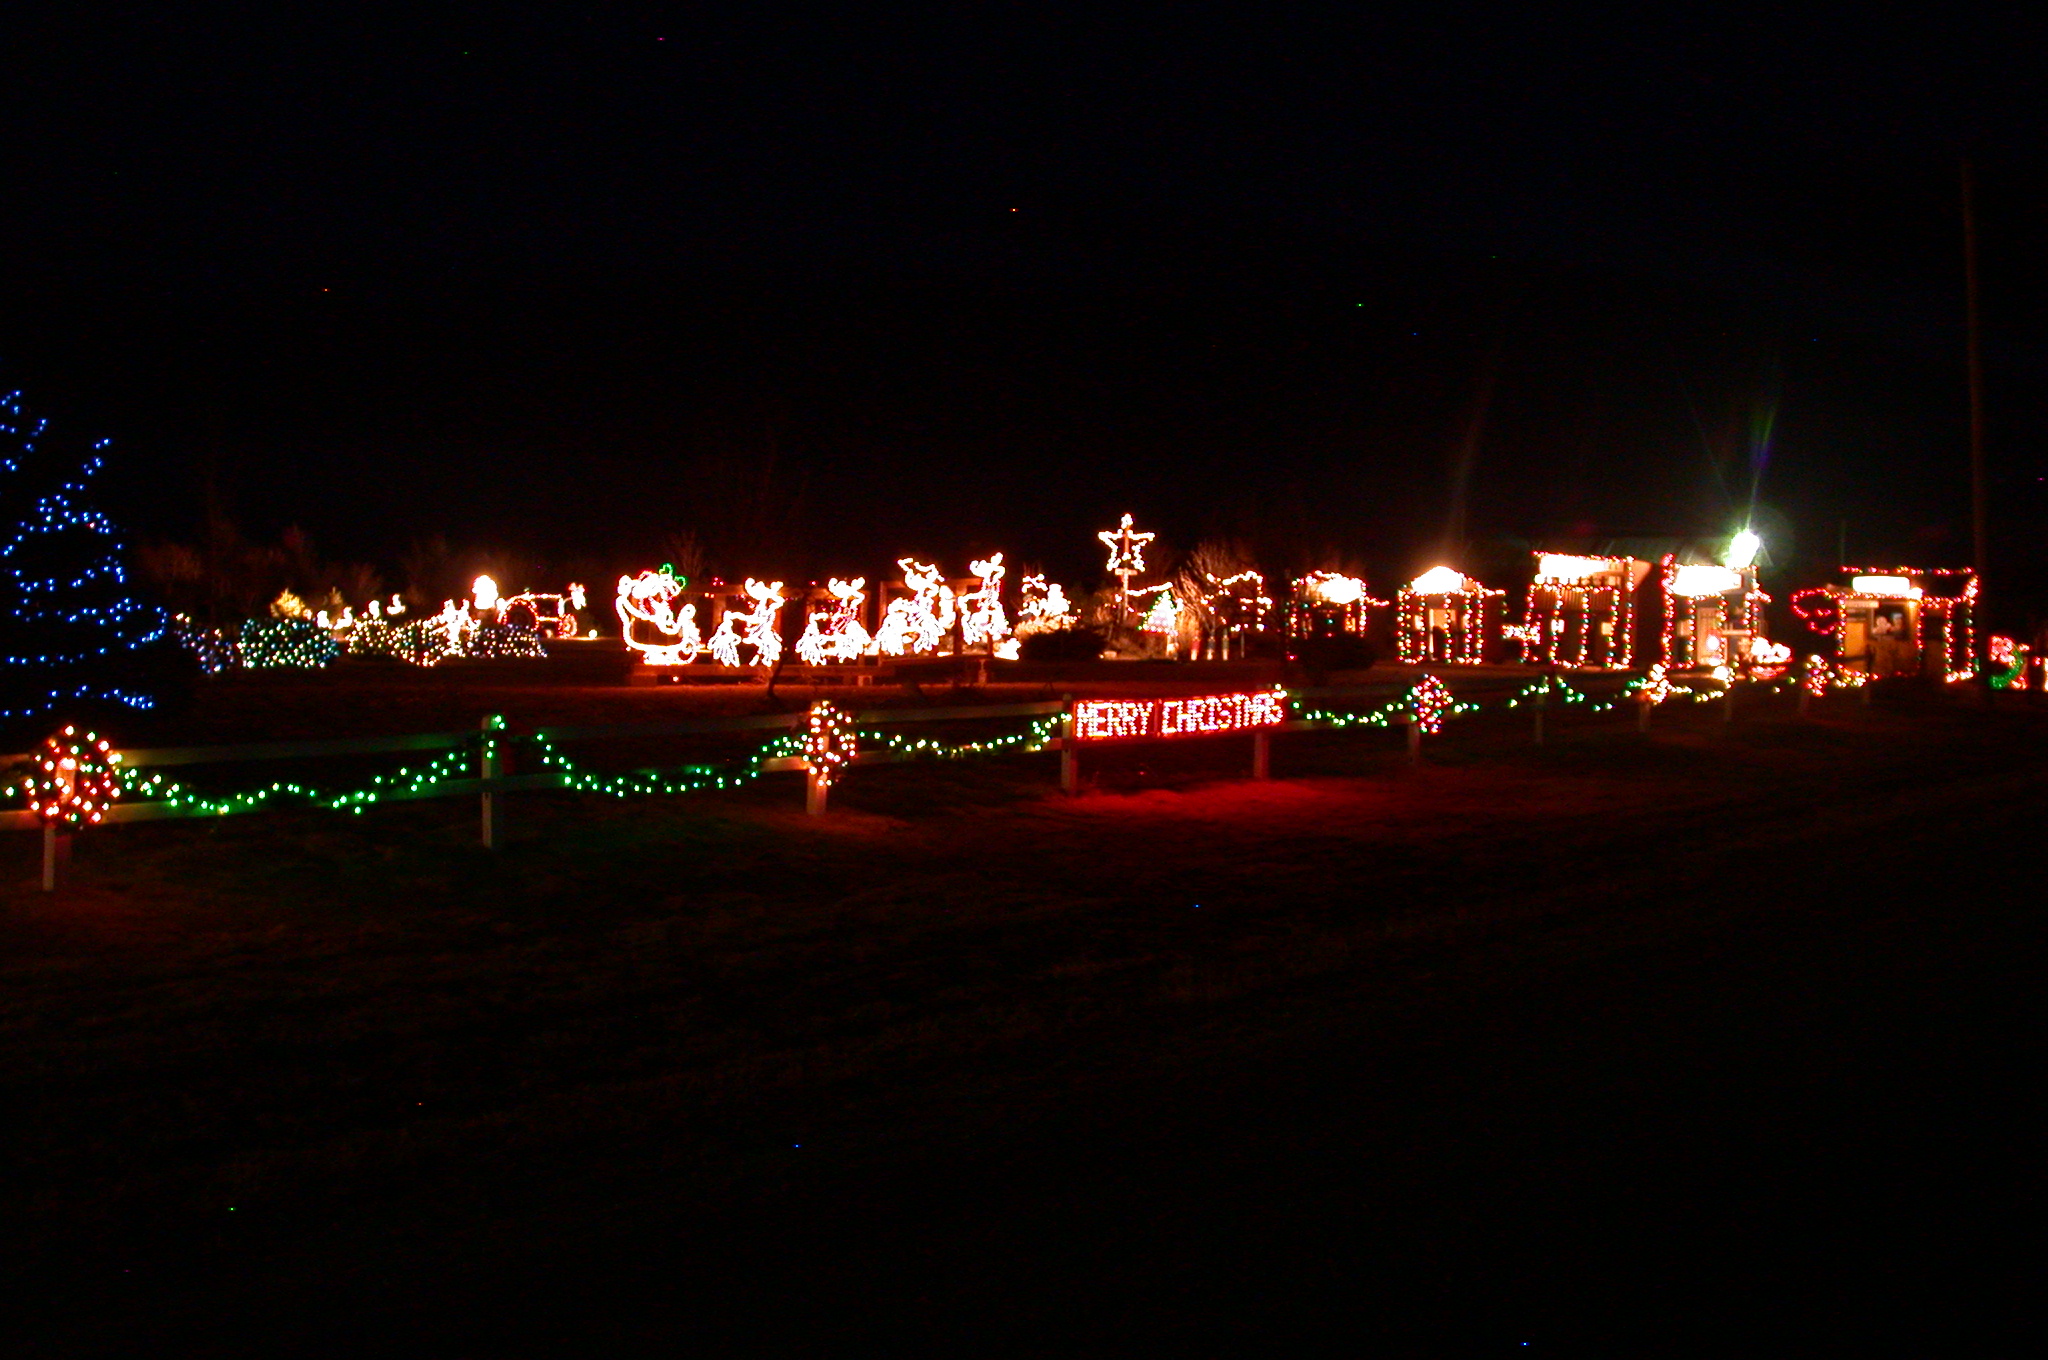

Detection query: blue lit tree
xmin=1 ymin=389 xmax=167 ymax=727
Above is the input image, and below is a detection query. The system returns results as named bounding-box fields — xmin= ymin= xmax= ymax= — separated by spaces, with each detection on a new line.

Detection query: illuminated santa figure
xmin=615 ymin=565 xmax=703 ymax=665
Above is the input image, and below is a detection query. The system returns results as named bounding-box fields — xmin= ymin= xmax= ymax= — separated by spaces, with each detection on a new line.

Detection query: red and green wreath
xmin=804 ymin=701 xmax=858 ymax=787
xmin=23 ymin=726 xmax=123 ymax=827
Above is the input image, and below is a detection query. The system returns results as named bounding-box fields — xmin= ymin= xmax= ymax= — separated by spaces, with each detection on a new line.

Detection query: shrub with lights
xmin=0 ymin=389 xmax=166 ymax=727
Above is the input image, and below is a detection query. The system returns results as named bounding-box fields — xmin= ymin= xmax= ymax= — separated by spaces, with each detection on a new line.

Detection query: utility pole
xmin=1962 ymin=160 xmax=1989 ymax=649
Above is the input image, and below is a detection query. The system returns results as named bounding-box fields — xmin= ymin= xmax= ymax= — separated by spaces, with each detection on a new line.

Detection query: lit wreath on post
xmin=1406 ymin=675 xmax=1459 ymax=735
xmin=23 ymin=726 xmax=123 ymax=827
xmin=803 ymin=701 xmax=858 ymax=788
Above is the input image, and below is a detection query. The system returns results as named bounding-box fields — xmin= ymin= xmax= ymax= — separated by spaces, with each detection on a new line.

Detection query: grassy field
xmin=3 ymin=676 xmax=2043 ymax=1351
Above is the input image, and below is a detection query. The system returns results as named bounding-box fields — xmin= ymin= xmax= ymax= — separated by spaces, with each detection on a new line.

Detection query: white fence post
xmin=1059 ymin=695 xmax=1079 ymax=793
xmin=480 ymin=714 xmax=502 ymax=849
xmin=41 ymin=823 xmax=68 ymax=893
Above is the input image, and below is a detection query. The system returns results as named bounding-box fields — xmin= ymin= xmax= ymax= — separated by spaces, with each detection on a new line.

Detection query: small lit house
xmin=1288 ymin=571 xmax=1382 ymax=640
xmin=1396 ymin=566 xmax=1503 ymax=665
xmin=1520 ymin=553 xmax=1650 ymax=669
xmin=1658 ymin=557 xmax=1771 ymax=673
xmin=1792 ymin=569 xmax=1979 ymax=680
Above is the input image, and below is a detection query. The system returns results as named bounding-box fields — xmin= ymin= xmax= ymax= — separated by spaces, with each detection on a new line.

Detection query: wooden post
xmin=40 ymin=822 xmax=69 ymax=893
xmin=1637 ymin=697 xmax=1652 ymax=733
xmin=1059 ymin=696 xmax=1078 ymax=793
xmin=480 ymin=714 xmax=503 ymax=849
xmin=806 ymin=766 xmax=828 ymax=816
xmin=1722 ymin=682 xmax=1736 ymax=723
xmin=1252 ymin=729 xmax=1271 ymax=780
xmin=1798 ymin=688 xmax=1812 ymax=719
xmin=1532 ymin=682 xmax=1548 ymax=746
xmin=1406 ymin=718 xmax=1422 ymax=763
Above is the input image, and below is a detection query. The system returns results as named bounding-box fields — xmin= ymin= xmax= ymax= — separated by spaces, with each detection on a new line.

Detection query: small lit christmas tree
xmin=1139 ymin=587 xmax=1179 ymax=635
xmin=1 ymin=389 xmax=166 ymax=725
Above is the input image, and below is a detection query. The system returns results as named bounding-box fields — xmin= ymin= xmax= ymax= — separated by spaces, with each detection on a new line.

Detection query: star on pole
xmin=1098 ymin=513 xmax=1155 ymax=619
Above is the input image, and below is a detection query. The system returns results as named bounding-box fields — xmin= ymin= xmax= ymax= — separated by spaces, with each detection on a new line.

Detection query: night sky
xmin=5 ymin=7 xmax=2046 ymax=607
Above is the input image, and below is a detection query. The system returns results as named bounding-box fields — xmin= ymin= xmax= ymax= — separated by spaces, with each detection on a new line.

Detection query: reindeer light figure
xmin=710 ymin=578 xmax=786 ymax=668
xmin=797 ymin=577 xmax=872 ymax=665
xmin=872 ymin=559 xmax=956 ymax=656
xmin=958 ymin=553 xmax=1011 ymax=649
xmin=615 ymin=566 xmax=702 ymax=665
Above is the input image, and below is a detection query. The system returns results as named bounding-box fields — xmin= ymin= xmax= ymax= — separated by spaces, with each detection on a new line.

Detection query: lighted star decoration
xmin=1098 ymin=513 xmax=1155 ymax=614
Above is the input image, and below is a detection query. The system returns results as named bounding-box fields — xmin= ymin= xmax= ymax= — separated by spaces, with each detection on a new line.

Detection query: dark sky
xmin=4 ymin=6 xmax=2045 ymax=604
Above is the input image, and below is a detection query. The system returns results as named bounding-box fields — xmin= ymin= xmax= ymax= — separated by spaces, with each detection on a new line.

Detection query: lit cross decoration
xmin=1097 ymin=513 xmax=1156 ymax=619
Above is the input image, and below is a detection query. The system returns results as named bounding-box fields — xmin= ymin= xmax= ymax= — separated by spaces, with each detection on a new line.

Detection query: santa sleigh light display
xmin=616 ymin=567 xmax=788 ymax=669
xmin=1791 ymin=568 xmax=1979 ymax=681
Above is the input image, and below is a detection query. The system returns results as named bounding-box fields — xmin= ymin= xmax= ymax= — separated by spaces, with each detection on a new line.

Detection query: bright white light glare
xmin=1408 ymin=565 xmax=1468 ymax=594
xmin=472 ymin=575 xmax=500 ymax=612
xmin=1852 ymin=575 xmax=1918 ymax=597
xmin=1670 ymin=564 xmax=1743 ymax=597
xmin=1536 ymin=554 xmax=1607 ymax=582
xmin=1310 ymin=573 xmax=1366 ymax=605
xmin=1726 ymin=531 xmax=1762 ymax=570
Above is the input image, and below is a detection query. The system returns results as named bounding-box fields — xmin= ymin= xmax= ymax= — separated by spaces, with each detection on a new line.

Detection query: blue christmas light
xmin=1 ymin=391 xmax=165 ymax=720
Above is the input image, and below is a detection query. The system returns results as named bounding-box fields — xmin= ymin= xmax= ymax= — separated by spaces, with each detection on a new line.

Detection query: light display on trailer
xmin=1071 ymin=689 xmax=1286 ymax=743
xmin=498 ymin=583 xmax=587 ymax=639
xmin=22 ymin=726 xmax=122 ymax=827
xmin=1521 ymin=553 xmax=1646 ymax=669
xmin=1395 ymin=567 xmax=1503 ymax=665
